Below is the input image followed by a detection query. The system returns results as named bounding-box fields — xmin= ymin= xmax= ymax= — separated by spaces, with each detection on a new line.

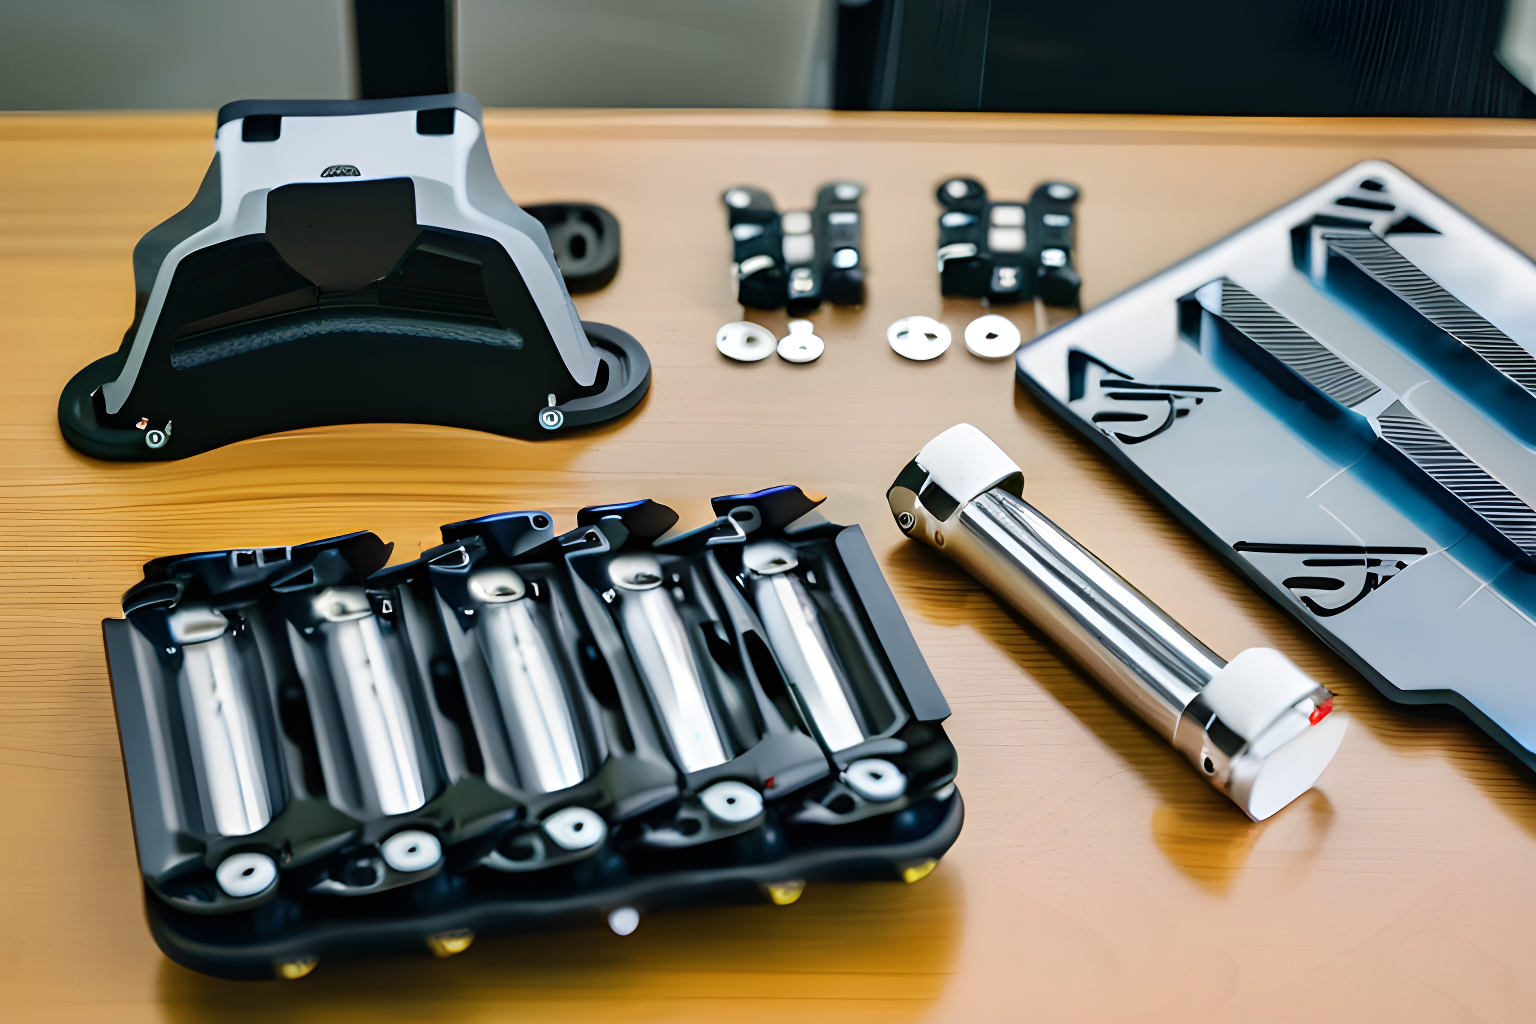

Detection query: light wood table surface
xmin=4 ymin=109 xmax=1536 ymax=1022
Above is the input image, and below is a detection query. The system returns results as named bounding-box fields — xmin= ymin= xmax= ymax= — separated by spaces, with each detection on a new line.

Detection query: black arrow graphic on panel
xmin=1234 ymin=542 xmax=1428 ymax=617
xmin=1067 ymin=350 xmax=1221 ymax=445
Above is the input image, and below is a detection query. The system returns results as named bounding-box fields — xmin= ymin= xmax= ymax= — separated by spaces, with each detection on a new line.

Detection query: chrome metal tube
xmin=610 ymin=554 xmax=729 ymax=773
xmin=477 ymin=598 xmax=586 ymax=793
xmin=317 ymin=587 xmax=428 ymax=817
xmin=890 ymin=424 xmax=1348 ymax=820
xmin=745 ymin=541 xmax=866 ymax=752
xmin=169 ymin=605 xmax=273 ymax=836
xmin=959 ymin=488 xmax=1221 ymax=738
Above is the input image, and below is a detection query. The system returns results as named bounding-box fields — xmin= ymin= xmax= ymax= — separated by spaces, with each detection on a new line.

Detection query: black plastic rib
xmin=1323 ymin=232 xmax=1536 ymax=393
xmin=1217 ymin=279 xmax=1380 ymax=408
xmin=1376 ymin=401 xmax=1536 ymax=556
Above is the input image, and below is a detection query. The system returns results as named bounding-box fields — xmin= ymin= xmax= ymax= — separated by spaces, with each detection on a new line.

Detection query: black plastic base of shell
xmin=104 ymin=495 xmax=959 ymax=979
xmin=143 ymin=793 xmax=961 ymax=980
xmin=58 ymin=320 xmax=648 ymax=461
xmin=524 ymin=202 xmax=621 ymax=294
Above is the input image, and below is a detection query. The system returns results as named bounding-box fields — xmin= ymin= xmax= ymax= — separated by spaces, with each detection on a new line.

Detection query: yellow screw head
xmin=274 ymin=956 xmax=318 ymax=980
xmin=760 ymin=879 xmax=806 ymax=905
xmin=426 ymin=928 xmax=475 ymax=958
xmin=900 ymin=859 xmax=939 ymax=884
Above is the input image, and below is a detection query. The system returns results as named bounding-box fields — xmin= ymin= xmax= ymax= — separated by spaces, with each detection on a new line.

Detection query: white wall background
xmin=459 ymin=0 xmax=833 ymax=108
xmin=0 ymin=0 xmax=834 ymax=110
xmin=0 ymin=0 xmax=355 ymax=109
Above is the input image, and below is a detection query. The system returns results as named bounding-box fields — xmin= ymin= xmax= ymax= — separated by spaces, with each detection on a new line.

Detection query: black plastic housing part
xmin=524 ymin=202 xmax=621 ymax=293
xmin=61 ymin=314 xmax=648 ymax=461
xmin=102 ymin=492 xmax=961 ymax=979
xmin=936 ymin=177 xmax=1080 ymax=306
xmin=59 ymin=96 xmax=646 ymax=462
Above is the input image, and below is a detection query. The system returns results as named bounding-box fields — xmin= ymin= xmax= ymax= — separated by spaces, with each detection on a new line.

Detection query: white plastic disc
xmin=216 ymin=852 xmax=277 ymax=898
xmin=777 ymin=320 xmax=824 ymax=363
xmin=699 ymin=780 xmax=764 ymax=823
xmin=717 ymin=321 xmax=775 ymax=362
xmin=887 ymin=316 xmax=951 ymax=361
xmin=608 ymin=906 xmax=640 ymax=936
xmin=844 ymin=758 xmax=907 ymax=802
xmin=380 ymin=830 xmax=442 ymax=873
xmin=964 ymin=314 xmax=1022 ymax=359
xmin=543 ymin=806 xmax=606 ymax=851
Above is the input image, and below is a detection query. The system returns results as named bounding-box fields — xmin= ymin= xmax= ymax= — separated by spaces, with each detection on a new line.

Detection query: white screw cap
xmin=844 ymin=758 xmax=907 ymax=802
xmin=699 ymin=780 xmax=764 ymax=823
xmin=216 ymin=852 xmax=277 ymax=898
xmin=543 ymin=806 xmax=606 ymax=851
xmin=778 ymin=320 xmax=824 ymax=363
xmin=381 ymin=830 xmax=442 ymax=873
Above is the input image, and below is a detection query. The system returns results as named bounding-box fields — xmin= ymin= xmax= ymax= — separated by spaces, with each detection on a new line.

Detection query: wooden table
xmin=4 ymin=109 xmax=1536 ymax=1022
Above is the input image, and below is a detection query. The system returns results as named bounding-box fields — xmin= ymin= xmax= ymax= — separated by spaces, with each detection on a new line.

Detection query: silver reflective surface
xmin=620 ymin=587 xmax=728 ymax=773
xmin=180 ymin=633 xmax=272 ymax=836
xmin=752 ymin=572 xmax=865 ymax=752
xmin=477 ymin=599 xmax=586 ymax=793
xmin=1014 ymin=158 xmax=1536 ymax=759
xmin=326 ymin=615 xmax=428 ymax=816
xmin=960 ymin=488 xmax=1223 ymax=737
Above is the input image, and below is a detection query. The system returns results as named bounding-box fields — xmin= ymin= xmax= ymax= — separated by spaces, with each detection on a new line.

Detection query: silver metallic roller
xmin=315 ymin=586 xmax=429 ymax=817
xmin=166 ymin=604 xmax=273 ymax=836
xmin=467 ymin=567 xmax=587 ymax=793
xmin=888 ymin=424 xmax=1348 ymax=820
xmin=608 ymin=553 xmax=729 ymax=773
xmin=743 ymin=540 xmax=867 ymax=752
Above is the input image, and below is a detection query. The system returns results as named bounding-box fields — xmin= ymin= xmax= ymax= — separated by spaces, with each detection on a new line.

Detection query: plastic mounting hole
xmin=1203 ymin=757 xmax=1215 ymax=774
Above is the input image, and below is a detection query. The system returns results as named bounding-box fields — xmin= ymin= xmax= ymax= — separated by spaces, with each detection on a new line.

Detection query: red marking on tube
xmin=1309 ymin=697 xmax=1334 ymax=725
xmin=763 ymin=777 xmax=776 ymax=790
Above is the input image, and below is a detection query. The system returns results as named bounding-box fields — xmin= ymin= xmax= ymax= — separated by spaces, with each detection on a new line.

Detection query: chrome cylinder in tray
xmin=165 ymin=604 xmax=275 ymax=836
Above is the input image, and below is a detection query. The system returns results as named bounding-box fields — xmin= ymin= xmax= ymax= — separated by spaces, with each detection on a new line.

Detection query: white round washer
xmin=887 ymin=316 xmax=951 ymax=361
xmin=964 ymin=313 xmax=1022 ymax=359
xmin=215 ymin=851 xmax=277 ymax=898
xmin=380 ymin=830 xmax=442 ymax=873
xmin=844 ymin=758 xmax=908 ymax=802
xmin=717 ymin=321 xmax=776 ymax=362
xmin=543 ymin=806 xmax=606 ymax=851
xmin=215 ymin=853 xmax=278 ymax=902
xmin=777 ymin=320 xmax=824 ymax=363
xmin=699 ymin=780 xmax=764 ymax=823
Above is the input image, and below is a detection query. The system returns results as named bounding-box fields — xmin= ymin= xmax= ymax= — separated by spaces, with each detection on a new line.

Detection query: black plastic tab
xmin=834 ymin=525 xmax=951 ymax=722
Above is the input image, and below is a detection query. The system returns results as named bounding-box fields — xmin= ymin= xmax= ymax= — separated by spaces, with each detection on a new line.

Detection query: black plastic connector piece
xmin=723 ymin=182 xmax=866 ymax=313
xmin=936 ymin=177 xmax=1081 ymax=306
